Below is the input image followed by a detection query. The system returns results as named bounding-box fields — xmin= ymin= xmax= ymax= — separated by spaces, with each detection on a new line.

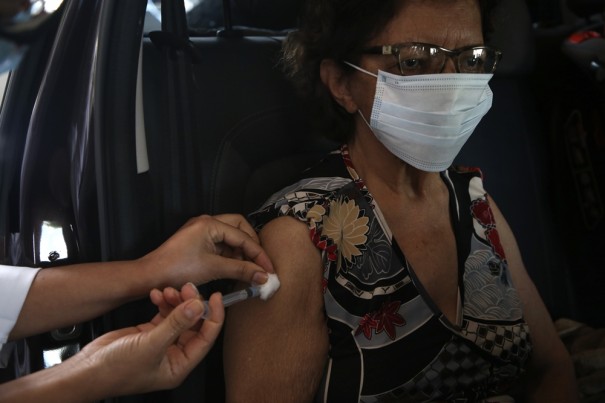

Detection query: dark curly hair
xmin=282 ymin=0 xmax=502 ymax=143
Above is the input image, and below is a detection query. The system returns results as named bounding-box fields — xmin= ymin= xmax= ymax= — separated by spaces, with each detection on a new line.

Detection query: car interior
xmin=0 ymin=0 xmax=604 ymax=401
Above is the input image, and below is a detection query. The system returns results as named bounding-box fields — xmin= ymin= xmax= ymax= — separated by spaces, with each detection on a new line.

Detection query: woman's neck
xmin=347 ymin=129 xmax=442 ymax=200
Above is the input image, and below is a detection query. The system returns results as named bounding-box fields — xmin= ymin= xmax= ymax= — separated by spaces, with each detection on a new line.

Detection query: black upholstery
xmin=566 ymin=0 xmax=605 ymax=17
xmin=142 ymin=36 xmax=334 ymax=218
xmin=485 ymin=0 xmax=536 ymax=76
xmin=139 ymin=37 xmax=333 ymax=401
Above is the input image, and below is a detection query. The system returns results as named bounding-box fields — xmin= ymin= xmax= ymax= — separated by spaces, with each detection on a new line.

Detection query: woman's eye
xmin=462 ymin=56 xmax=484 ymax=71
xmin=398 ymin=56 xmax=431 ymax=75
xmin=401 ymin=58 xmax=420 ymax=69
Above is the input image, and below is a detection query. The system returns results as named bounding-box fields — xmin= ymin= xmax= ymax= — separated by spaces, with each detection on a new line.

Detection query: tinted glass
xmin=144 ymin=0 xmax=302 ymax=34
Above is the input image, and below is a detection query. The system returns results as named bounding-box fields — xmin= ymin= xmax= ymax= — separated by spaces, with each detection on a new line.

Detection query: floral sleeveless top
xmin=249 ymin=146 xmax=532 ymax=402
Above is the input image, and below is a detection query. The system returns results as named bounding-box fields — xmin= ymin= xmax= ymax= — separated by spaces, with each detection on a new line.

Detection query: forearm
xmin=0 ymin=355 xmax=109 ymax=403
xmin=8 ymin=213 xmax=273 ymax=341
xmin=525 ymin=354 xmax=579 ymax=403
xmin=10 ymin=258 xmax=163 ymax=340
xmin=487 ymin=201 xmax=579 ymax=402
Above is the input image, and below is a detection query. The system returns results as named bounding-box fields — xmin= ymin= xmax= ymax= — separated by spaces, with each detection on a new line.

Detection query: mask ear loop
xmin=343 ymin=61 xmax=378 ymax=78
xmin=357 ymin=109 xmax=373 ymax=130
xmin=342 ymin=61 xmax=377 ymax=129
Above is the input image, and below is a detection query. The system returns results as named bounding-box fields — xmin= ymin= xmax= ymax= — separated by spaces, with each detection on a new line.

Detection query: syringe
xmin=200 ymin=285 xmax=261 ymax=319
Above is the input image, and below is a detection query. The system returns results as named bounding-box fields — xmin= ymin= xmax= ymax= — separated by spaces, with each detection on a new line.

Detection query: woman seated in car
xmin=223 ymin=0 xmax=578 ymax=401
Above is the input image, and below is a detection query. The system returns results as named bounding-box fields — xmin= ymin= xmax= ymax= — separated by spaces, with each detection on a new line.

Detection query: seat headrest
xmin=566 ymin=0 xmax=605 ymax=18
xmin=232 ymin=0 xmax=303 ymax=30
xmin=486 ymin=0 xmax=536 ymax=76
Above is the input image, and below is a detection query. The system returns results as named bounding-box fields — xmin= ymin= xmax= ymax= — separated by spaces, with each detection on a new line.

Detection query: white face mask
xmin=345 ymin=62 xmax=493 ymax=172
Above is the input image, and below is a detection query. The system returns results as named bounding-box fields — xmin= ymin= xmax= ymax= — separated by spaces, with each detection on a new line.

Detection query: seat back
xmin=94 ymin=10 xmax=332 ymax=403
xmin=141 ymin=36 xmax=334 ymax=218
xmin=94 ymin=0 xmax=579 ymax=401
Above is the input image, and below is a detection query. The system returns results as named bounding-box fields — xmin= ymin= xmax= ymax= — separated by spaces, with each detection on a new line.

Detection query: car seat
xmin=98 ymin=0 xmax=579 ymax=400
xmin=533 ymin=0 xmax=605 ymax=328
xmin=91 ymin=0 xmax=334 ymax=400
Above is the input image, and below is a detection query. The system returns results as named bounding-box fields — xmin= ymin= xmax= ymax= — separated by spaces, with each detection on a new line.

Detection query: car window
xmin=144 ymin=0 xmax=301 ymax=35
xmin=0 ymin=0 xmax=64 ymax=113
xmin=144 ymin=0 xmax=162 ymax=33
xmin=30 ymin=0 xmax=64 ymax=14
xmin=0 ymin=72 xmax=9 ymax=108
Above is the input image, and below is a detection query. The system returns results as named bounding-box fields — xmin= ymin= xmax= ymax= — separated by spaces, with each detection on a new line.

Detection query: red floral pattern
xmin=455 ymin=165 xmax=483 ymax=176
xmin=355 ymin=300 xmax=406 ymax=340
xmin=311 ymin=227 xmax=338 ymax=262
xmin=471 ymin=198 xmax=496 ymax=227
xmin=471 ymin=198 xmax=506 ymax=261
xmin=356 ymin=314 xmax=380 ymax=339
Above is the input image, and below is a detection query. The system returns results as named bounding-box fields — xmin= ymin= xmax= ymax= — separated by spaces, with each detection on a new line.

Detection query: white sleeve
xmin=0 ymin=265 xmax=41 ymax=349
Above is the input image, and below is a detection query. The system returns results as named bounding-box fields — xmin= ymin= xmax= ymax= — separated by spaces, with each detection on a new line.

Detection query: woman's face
xmin=348 ymin=0 xmax=484 ymax=120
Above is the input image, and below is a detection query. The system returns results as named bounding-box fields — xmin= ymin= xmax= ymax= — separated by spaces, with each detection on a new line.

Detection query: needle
xmin=199 ymin=285 xmax=261 ymax=319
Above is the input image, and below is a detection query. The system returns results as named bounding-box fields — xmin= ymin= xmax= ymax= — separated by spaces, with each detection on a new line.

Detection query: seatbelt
xmin=148 ymin=0 xmax=203 ymax=230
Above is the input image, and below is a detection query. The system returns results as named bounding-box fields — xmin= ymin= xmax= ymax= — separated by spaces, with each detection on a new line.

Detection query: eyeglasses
xmin=361 ymin=42 xmax=503 ymax=75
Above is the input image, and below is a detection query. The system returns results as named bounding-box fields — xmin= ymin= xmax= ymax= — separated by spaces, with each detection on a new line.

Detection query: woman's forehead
xmin=375 ymin=0 xmax=483 ymax=47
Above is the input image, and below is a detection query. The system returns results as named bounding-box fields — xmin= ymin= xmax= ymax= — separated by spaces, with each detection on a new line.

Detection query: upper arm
xmin=223 ymin=216 xmax=329 ymax=403
xmin=487 ymin=196 xmax=578 ymax=401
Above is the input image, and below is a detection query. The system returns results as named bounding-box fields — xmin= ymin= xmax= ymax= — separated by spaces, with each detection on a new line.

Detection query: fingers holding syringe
xmin=150 ymin=283 xmax=202 ymax=323
xmin=185 ymin=292 xmax=225 ymax=359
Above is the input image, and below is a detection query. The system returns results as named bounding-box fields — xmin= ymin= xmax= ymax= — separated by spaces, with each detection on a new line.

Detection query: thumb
xmin=149 ymin=299 xmax=205 ymax=350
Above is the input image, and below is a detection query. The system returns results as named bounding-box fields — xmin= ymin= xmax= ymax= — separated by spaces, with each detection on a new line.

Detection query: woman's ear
xmin=319 ymin=59 xmax=359 ymax=114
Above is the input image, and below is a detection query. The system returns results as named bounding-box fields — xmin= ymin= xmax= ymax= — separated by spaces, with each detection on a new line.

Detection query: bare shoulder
xmin=257 ymin=215 xmax=322 ymax=285
xmin=259 ymin=215 xmax=310 ymax=243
